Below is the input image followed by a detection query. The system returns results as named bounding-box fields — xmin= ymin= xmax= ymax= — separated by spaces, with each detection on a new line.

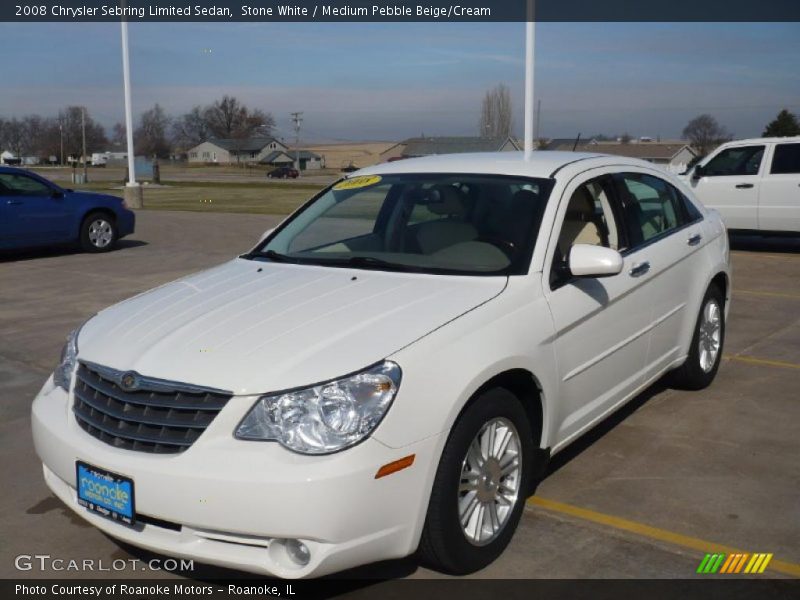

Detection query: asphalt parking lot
xmin=1 ymin=211 xmax=798 ymax=581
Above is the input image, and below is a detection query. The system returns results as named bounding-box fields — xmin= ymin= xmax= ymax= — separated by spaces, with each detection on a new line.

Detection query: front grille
xmin=73 ymin=362 xmax=233 ymax=454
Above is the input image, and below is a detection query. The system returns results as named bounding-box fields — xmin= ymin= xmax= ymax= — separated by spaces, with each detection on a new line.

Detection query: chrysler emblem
xmin=119 ymin=371 xmax=139 ymax=392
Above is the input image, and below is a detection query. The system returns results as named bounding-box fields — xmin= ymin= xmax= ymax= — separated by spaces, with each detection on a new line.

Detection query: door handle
xmin=735 ymin=183 xmax=754 ymax=189
xmin=687 ymin=233 xmax=702 ymax=246
xmin=6 ymin=199 xmax=22 ymax=205
xmin=629 ymin=261 xmax=651 ymax=277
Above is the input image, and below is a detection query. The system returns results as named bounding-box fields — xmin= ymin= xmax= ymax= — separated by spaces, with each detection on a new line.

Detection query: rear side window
xmin=770 ymin=143 xmax=800 ymax=175
xmin=703 ymin=146 xmax=764 ymax=176
xmin=615 ymin=173 xmax=684 ymax=248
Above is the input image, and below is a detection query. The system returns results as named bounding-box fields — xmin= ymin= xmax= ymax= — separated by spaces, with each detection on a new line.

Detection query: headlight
xmin=53 ymin=325 xmax=81 ymax=391
xmin=235 ymin=361 xmax=401 ymax=455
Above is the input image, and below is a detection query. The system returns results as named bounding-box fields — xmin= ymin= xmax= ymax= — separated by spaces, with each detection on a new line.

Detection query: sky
xmin=1 ymin=21 xmax=799 ymax=142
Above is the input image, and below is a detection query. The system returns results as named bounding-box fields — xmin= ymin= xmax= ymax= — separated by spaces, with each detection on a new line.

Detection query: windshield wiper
xmin=313 ymin=255 xmax=421 ymax=272
xmin=240 ymin=249 xmax=291 ymax=262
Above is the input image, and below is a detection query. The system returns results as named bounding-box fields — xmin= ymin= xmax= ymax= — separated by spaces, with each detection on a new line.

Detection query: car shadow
xmin=0 ymin=239 xmax=147 ymax=263
xmin=728 ymin=232 xmax=800 ymax=254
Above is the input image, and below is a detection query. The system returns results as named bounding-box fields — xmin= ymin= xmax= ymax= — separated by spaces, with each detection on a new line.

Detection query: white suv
xmin=685 ymin=136 xmax=800 ymax=233
xmin=32 ymin=152 xmax=731 ymax=578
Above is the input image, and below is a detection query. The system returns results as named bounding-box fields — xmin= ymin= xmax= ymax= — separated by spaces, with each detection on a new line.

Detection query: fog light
xmin=285 ymin=539 xmax=310 ymax=566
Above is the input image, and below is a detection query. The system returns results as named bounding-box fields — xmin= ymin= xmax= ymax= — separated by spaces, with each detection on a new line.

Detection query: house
xmin=380 ymin=136 xmax=521 ymax=162
xmin=261 ymin=149 xmax=325 ymax=171
xmin=540 ymin=137 xmax=598 ymax=151
xmin=539 ymin=138 xmax=697 ymax=172
xmin=187 ymin=137 xmax=288 ymax=164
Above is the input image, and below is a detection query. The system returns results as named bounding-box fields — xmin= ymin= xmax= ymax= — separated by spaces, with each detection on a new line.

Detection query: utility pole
xmin=81 ymin=107 xmax=88 ymax=183
xmin=59 ymin=119 xmax=64 ymax=166
xmin=534 ymin=99 xmax=541 ymax=147
xmin=291 ymin=111 xmax=303 ymax=174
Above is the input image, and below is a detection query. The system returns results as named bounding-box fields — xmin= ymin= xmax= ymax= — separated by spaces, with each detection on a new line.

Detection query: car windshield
xmin=247 ymin=173 xmax=553 ymax=275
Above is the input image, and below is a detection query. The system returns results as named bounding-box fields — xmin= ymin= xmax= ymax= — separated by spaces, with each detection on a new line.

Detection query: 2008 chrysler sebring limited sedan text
xmin=32 ymin=152 xmax=731 ymax=578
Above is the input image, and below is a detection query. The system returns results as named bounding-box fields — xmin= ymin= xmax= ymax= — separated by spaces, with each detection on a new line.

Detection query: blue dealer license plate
xmin=76 ymin=461 xmax=135 ymax=527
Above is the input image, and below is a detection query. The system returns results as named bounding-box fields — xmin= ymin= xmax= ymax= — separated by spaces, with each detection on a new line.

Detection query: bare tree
xmin=3 ymin=118 xmax=26 ymax=158
xmin=58 ymin=106 xmax=108 ymax=161
xmin=203 ymin=95 xmax=275 ymax=139
xmin=171 ymin=106 xmax=210 ymax=148
xmin=110 ymin=122 xmax=126 ymax=147
xmin=682 ymin=114 xmax=732 ymax=157
xmin=478 ymin=84 xmax=513 ymax=139
xmin=134 ymin=104 xmax=171 ymax=158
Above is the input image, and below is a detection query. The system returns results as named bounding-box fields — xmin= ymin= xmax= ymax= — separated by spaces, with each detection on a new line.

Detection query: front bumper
xmin=118 ymin=208 xmax=135 ymax=237
xmin=32 ymin=376 xmax=441 ymax=578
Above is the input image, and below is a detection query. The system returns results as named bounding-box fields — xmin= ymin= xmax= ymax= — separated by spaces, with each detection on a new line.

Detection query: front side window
xmin=249 ymin=173 xmax=553 ymax=275
xmin=551 ymin=175 xmax=621 ymax=288
xmin=0 ymin=173 xmax=52 ymax=196
xmin=616 ymin=173 xmax=684 ymax=247
xmin=703 ymin=145 xmax=764 ymax=176
xmin=770 ymin=143 xmax=800 ymax=175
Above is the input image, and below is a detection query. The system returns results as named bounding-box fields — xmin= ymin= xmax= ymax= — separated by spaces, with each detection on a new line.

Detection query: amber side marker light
xmin=375 ymin=454 xmax=415 ymax=479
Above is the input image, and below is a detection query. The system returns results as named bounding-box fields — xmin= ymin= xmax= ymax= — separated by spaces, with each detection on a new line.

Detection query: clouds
xmin=0 ymin=21 xmax=798 ymax=140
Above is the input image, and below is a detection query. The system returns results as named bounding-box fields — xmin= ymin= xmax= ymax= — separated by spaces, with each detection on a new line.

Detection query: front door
xmin=0 ymin=172 xmax=69 ymax=247
xmin=690 ymin=144 xmax=765 ymax=230
xmin=543 ymin=171 xmax=652 ymax=449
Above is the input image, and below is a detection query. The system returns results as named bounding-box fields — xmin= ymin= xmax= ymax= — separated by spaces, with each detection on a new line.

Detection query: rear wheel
xmin=669 ymin=284 xmax=725 ymax=390
xmin=80 ymin=212 xmax=118 ymax=253
xmin=419 ymin=388 xmax=534 ymax=574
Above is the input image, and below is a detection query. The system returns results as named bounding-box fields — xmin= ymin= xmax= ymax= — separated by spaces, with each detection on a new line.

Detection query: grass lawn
xmin=68 ymin=181 xmax=325 ymax=215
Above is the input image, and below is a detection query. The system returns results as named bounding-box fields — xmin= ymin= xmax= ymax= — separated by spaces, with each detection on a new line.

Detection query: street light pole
xmin=120 ymin=11 xmax=143 ymax=208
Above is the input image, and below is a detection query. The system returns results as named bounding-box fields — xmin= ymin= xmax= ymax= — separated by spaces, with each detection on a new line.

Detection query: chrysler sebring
xmin=32 ymin=152 xmax=731 ymax=577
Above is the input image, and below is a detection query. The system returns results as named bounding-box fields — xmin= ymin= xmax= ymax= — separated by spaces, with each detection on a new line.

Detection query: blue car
xmin=0 ymin=167 xmax=135 ymax=252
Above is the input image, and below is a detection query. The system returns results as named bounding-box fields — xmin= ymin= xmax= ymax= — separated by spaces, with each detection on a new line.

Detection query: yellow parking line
xmin=724 ymin=355 xmax=800 ymax=370
xmin=528 ymin=496 xmax=800 ymax=577
xmin=735 ymin=289 xmax=800 ymax=300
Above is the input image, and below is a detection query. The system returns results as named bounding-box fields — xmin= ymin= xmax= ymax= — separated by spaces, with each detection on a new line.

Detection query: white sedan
xmin=32 ymin=152 xmax=731 ymax=578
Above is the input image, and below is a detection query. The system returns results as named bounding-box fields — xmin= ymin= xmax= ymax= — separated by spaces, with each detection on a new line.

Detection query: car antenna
xmin=572 ymin=133 xmax=582 ymax=151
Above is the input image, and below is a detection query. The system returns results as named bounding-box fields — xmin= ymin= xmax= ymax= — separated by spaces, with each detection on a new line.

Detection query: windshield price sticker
xmin=333 ymin=175 xmax=382 ymax=191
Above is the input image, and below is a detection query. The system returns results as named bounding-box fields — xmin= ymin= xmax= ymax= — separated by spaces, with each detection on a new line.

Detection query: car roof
xmin=352 ymin=151 xmax=660 ymax=180
xmin=719 ymin=136 xmax=800 ymax=146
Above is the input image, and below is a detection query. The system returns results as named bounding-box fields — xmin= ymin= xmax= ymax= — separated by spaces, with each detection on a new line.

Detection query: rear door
xmin=543 ymin=170 xmax=653 ymax=446
xmin=612 ymin=171 xmax=708 ymax=378
xmin=690 ymin=144 xmax=765 ymax=229
xmin=0 ymin=172 xmax=70 ymax=246
xmin=758 ymin=142 xmax=800 ymax=232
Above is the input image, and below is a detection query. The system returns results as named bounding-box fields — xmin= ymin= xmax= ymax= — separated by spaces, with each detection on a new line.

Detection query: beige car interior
xmin=557 ymin=183 xmax=616 ymax=259
xmin=415 ymin=185 xmax=478 ymax=254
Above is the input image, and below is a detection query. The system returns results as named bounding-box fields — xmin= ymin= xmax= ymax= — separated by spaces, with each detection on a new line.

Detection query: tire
xmin=80 ymin=212 xmax=118 ymax=253
xmin=669 ymin=283 xmax=725 ymax=390
xmin=419 ymin=388 xmax=534 ymax=574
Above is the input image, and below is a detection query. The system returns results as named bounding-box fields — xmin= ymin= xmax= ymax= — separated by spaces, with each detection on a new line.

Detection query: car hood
xmin=79 ymin=259 xmax=507 ymax=394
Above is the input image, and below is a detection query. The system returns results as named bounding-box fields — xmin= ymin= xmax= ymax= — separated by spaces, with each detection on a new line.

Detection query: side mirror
xmin=51 ymin=190 xmax=64 ymax=199
xmin=692 ymin=164 xmax=705 ymax=180
xmin=569 ymin=244 xmax=623 ymax=278
xmin=259 ymin=228 xmax=275 ymax=243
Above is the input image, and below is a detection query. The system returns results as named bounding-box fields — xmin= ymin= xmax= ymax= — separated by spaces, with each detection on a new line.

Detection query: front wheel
xmin=80 ymin=212 xmax=118 ymax=253
xmin=419 ymin=388 xmax=534 ymax=574
xmin=669 ymin=284 xmax=725 ymax=390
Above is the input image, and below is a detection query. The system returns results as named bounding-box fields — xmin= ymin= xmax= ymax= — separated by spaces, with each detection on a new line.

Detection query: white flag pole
xmin=523 ymin=0 xmax=535 ymax=161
